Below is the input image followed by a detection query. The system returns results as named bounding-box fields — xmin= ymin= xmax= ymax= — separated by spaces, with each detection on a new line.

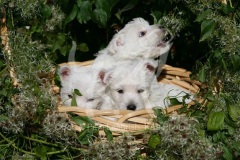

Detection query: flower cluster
xmin=0 ymin=33 xmax=56 ymax=133
xmin=86 ymin=135 xmax=138 ymax=159
xmin=155 ymin=114 xmax=220 ymax=159
xmin=0 ymin=108 xmax=25 ymax=133
xmin=4 ymin=0 xmax=41 ymax=19
xmin=42 ymin=112 xmax=77 ymax=144
xmin=45 ymin=5 xmax=65 ymax=32
xmin=158 ymin=11 xmax=189 ymax=37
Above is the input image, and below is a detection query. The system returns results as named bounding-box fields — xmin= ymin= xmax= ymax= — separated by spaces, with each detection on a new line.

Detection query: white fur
xmin=58 ymin=65 xmax=110 ymax=109
xmin=148 ymin=80 xmax=194 ymax=109
xmin=100 ymin=60 xmax=194 ymax=110
xmin=100 ymin=60 xmax=156 ymax=110
xmin=92 ymin=17 xmax=172 ymax=70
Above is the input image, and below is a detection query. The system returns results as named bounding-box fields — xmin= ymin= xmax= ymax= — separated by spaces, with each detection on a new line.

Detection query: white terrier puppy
xmin=92 ymin=17 xmax=172 ymax=70
xmin=100 ymin=60 xmax=193 ymax=110
xmin=149 ymin=81 xmax=194 ymax=109
xmin=58 ymin=65 xmax=110 ymax=109
xmin=100 ymin=60 xmax=156 ymax=110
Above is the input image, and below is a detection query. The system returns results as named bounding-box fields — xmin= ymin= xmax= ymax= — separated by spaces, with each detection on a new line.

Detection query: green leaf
xmin=221 ymin=58 xmax=228 ymax=70
xmin=78 ymin=43 xmax=89 ymax=52
xmin=223 ymin=146 xmax=233 ymax=160
xmin=212 ymin=132 xmax=226 ymax=142
xmin=0 ymin=60 xmax=3 ymax=69
xmin=228 ymin=105 xmax=240 ymax=121
xmin=169 ymin=98 xmax=181 ymax=106
xmin=230 ymin=54 xmax=240 ymax=70
xmin=64 ymin=4 xmax=78 ymax=25
xmin=233 ymin=141 xmax=240 ymax=153
xmin=78 ymin=128 xmax=89 ymax=144
xmin=119 ymin=0 xmax=139 ymax=13
xmin=60 ymin=45 xmax=68 ymax=56
xmin=103 ymin=127 xmax=113 ymax=141
xmin=225 ymin=113 xmax=238 ymax=128
xmin=78 ymin=127 xmax=99 ymax=145
xmin=198 ymin=65 xmax=206 ymax=82
xmin=76 ymin=0 xmax=83 ymax=7
xmin=195 ymin=9 xmax=212 ymax=22
xmin=92 ymin=9 xmax=108 ymax=28
xmin=95 ymin=0 xmax=110 ymax=16
xmin=0 ymin=115 xmax=8 ymax=122
xmin=226 ymin=123 xmax=235 ymax=135
xmin=148 ymin=134 xmax=161 ymax=149
xmin=108 ymin=0 xmax=120 ymax=9
xmin=74 ymin=89 xmax=82 ymax=96
xmin=115 ymin=0 xmax=139 ymax=19
xmin=153 ymin=108 xmax=169 ymax=122
xmin=221 ymin=3 xmax=234 ymax=15
xmin=206 ymin=102 xmax=214 ymax=114
xmin=0 ymin=89 xmax=7 ymax=96
xmin=53 ymin=33 xmax=66 ymax=52
xmin=151 ymin=11 xmax=162 ymax=23
xmin=72 ymin=116 xmax=95 ymax=126
xmin=34 ymin=146 xmax=47 ymax=160
xmin=41 ymin=5 xmax=52 ymax=18
xmin=206 ymin=92 xmax=215 ymax=101
xmin=77 ymin=1 xmax=92 ymax=23
xmin=213 ymin=50 xmax=222 ymax=59
xmin=207 ymin=111 xmax=225 ymax=131
xmin=71 ymin=94 xmax=78 ymax=106
xmin=200 ymin=20 xmax=216 ymax=42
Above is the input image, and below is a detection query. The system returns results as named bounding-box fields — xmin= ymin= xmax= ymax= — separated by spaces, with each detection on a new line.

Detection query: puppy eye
xmin=139 ymin=31 xmax=146 ymax=37
xmin=87 ymin=98 xmax=95 ymax=102
xmin=137 ymin=89 xmax=144 ymax=93
xmin=154 ymin=56 xmax=160 ymax=61
xmin=68 ymin=95 xmax=73 ymax=98
xmin=117 ymin=89 xmax=124 ymax=94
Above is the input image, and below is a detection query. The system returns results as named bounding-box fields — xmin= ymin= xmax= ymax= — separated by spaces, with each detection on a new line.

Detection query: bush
xmin=0 ymin=0 xmax=240 ymax=159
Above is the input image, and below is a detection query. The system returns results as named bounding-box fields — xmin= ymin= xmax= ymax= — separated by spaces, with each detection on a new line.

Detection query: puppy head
xmin=58 ymin=66 xmax=110 ymax=109
xmin=107 ymin=17 xmax=173 ymax=59
xmin=108 ymin=60 xmax=156 ymax=110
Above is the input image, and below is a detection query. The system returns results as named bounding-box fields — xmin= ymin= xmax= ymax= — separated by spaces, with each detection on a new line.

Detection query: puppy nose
xmin=127 ymin=104 xmax=136 ymax=111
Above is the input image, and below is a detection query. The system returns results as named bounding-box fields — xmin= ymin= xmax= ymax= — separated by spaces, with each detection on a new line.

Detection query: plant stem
xmin=21 ymin=135 xmax=86 ymax=152
xmin=47 ymin=148 xmax=67 ymax=155
xmin=21 ymin=135 xmax=59 ymax=147
xmin=1 ymin=132 xmax=86 ymax=156
xmin=0 ymin=132 xmax=36 ymax=156
xmin=228 ymin=0 xmax=233 ymax=7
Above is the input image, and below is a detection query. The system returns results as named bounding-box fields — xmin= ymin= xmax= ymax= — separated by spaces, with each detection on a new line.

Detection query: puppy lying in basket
xmin=58 ymin=17 xmax=194 ymax=111
xmin=58 ymin=60 xmax=194 ymax=110
xmin=100 ymin=60 xmax=193 ymax=110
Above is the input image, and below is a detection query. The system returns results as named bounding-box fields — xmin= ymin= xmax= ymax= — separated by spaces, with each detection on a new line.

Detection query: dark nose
xmin=159 ymin=25 xmax=164 ymax=29
xmin=127 ymin=104 xmax=136 ymax=111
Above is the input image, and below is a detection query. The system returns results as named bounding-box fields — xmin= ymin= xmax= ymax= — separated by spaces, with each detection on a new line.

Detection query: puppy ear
xmin=59 ymin=67 xmax=71 ymax=79
xmin=108 ymin=34 xmax=125 ymax=54
xmin=98 ymin=70 xmax=111 ymax=85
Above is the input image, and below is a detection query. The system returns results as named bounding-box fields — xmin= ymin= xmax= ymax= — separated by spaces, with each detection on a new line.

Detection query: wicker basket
xmin=57 ymin=60 xmax=202 ymax=136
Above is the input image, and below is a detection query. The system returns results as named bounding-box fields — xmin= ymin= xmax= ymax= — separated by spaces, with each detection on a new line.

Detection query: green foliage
xmin=149 ymin=114 xmax=221 ymax=159
xmin=207 ymin=111 xmax=225 ymax=131
xmin=86 ymin=135 xmax=138 ymax=159
xmin=147 ymin=134 xmax=161 ymax=150
xmin=1 ymin=0 xmax=240 ymax=159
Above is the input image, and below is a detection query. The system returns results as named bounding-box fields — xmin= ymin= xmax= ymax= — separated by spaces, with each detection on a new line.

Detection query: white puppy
xmin=100 ymin=60 xmax=156 ymax=110
xmin=92 ymin=17 xmax=172 ymax=70
xmin=149 ymin=81 xmax=194 ymax=109
xmin=58 ymin=65 xmax=110 ymax=109
xmin=100 ymin=60 xmax=194 ymax=110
